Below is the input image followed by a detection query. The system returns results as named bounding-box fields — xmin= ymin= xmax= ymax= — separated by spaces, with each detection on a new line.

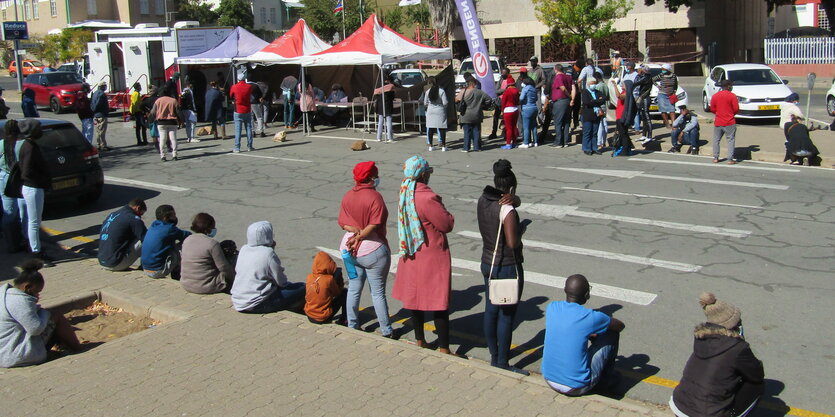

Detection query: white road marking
xmin=104 ymin=176 xmax=190 ymax=192
xmin=317 ymin=247 xmax=655 ymax=305
xmin=628 ymin=158 xmax=800 ymax=173
xmin=561 ymin=187 xmax=763 ymax=210
xmin=456 ymin=231 xmax=702 ymax=272
xmin=228 ymin=153 xmax=312 ymax=163
xmin=550 ymin=167 xmax=789 ymax=190
xmin=456 ymin=198 xmax=750 ymax=238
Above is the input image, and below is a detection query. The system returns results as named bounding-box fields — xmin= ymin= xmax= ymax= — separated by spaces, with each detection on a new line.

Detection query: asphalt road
xmin=16 ymin=103 xmax=834 ymax=417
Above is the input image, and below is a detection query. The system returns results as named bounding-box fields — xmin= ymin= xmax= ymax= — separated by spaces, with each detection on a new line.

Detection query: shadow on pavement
xmin=44 ymin=184 xmax=160 ymax=220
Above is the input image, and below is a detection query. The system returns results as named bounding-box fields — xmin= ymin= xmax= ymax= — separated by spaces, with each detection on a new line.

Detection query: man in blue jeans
xmin=541 ymin=274 xmax=625 ymax=396
xmin=228 ymin=73 xmax=254 ymax=153
xmin=669 ymin=106 xmax=700 ymax=154
xmin=580 ymin=78 xmax=607 ymax=155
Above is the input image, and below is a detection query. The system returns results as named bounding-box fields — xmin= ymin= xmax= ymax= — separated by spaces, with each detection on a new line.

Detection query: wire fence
xmin=764 ymin=37 xmax=835 ymax=64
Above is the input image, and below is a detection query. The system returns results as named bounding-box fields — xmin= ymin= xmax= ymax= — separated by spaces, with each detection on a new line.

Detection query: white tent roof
xmin=302 ymin=14 xmax=451 ymax=67
xmin=235 ymin=19 xmax=330 ymax=65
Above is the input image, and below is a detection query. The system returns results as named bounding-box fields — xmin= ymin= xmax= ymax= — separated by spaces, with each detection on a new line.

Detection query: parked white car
xmin=454 ymin=55 xmax=503 ymax=91
xmin=826 ymin=78 xmax=835 ymax=116
xmin=390 ymin=69 xmax=427 ymax=88
xmin=702 ymin=63 xmax=793 ymax=119
xmin=608 ymin=63 xmax=688 ymax=114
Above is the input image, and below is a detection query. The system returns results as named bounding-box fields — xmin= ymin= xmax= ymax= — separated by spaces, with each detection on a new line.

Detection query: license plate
xmin=52 ymin=177 xmax=80 ymax=190
xmin=649 ymin=105 xmax=659 ymax=111
xmin=758 ymin=105 xmax=779 ymax=110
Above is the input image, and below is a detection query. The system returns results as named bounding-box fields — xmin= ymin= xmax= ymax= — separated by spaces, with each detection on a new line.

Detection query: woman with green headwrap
xmin=393 ymin=156 xmax=456 ymax=355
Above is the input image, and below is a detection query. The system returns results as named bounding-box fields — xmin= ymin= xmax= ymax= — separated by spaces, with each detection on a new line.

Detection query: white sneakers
xmin=428 ymin=145 xmax=434 ymax=151
xmin=441 ymin=147 xmax=448 ymax=152
xmin=518 ymin=144 xmax=530 ymax=149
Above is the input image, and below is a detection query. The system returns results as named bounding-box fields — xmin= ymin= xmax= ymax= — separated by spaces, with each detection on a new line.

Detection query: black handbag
xmin=3 ymin=162 xmax=23 ymax=198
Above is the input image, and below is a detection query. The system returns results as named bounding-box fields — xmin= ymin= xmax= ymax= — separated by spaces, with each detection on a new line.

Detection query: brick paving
xmin=0 ymin=254 xmax=667 ymax=416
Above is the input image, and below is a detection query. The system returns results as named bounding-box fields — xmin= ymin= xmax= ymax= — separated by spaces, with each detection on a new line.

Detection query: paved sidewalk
xmin=0 ymin=252 xmax=666 ymax=417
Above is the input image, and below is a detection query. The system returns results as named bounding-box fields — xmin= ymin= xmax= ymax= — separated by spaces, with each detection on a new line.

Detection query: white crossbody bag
xmin=488 ymin=204 xmax=520 ymax=306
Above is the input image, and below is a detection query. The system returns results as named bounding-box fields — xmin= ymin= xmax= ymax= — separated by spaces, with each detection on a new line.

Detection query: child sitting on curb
xmin=0 ymin=259 xmax=81 ymax=368
xmin=304 ymin=251 xmax=347 ymax=325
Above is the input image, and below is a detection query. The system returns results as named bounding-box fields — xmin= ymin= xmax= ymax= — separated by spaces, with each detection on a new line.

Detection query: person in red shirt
xmin=549 ymin=64 xmax=576 ymax=148
xmin=228 ymin=73 xmax=254 ymax=153
xmin=709 ymin=80 xmax=740 ymax=164
xmin=500 ymin=75 xmax=520 ymax=149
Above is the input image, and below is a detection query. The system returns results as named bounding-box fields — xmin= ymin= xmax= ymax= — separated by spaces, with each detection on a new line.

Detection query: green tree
xmin=532 ymin=0 xmax=632 ymax=45
xmin=30 ymin=29 xmax=93 ymax=65
xmin=644 ymin=0 xmax=834 ymax=36
xmin=175 ymin=0 xmax=219 ymax=25
xmin=216 ymin=0 xmax=254 ymax=30
xmin=301 ymin=0 xmax=377 ymax=42
xmin=381 ymin=7 xmax=406 ymax=32
xmin=405 ymin=3 xmax=431 ymax=27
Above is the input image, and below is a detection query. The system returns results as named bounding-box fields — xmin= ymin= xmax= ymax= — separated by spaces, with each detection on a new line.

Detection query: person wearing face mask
xmin=180 ymin=213 xmax=236 ymax=294
xmin=580 ymin=78 xmax=607 ymax=155
xmin=653 ymin=63 xmax=678 ymax=129
xmin=620 ymin=61 xmax=641 ymax=134
xmin=393 ymin=156 xmax=457 ymax=356
xmin=0 ymin=259 xmax=81 ymax=368
xmin=337 ymin=161 xmax=396 ymax=338
xmin=98 ymin=198 xmax=148 ymax=271
xmin=232 ymin=221 xmax=306 ymax=313
xmin=141 ymin=205 xmax=191 ymax=279
xmin=671 ymin=292 xmax=763 ymax=417
xmin=518 ymin=75 xmax=539 ymax=148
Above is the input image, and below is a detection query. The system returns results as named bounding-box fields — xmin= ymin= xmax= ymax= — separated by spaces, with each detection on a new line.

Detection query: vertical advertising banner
xmin=454 ymin=0 xmax=496 ymax=98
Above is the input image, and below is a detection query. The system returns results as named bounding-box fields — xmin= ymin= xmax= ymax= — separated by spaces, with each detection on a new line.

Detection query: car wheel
xmin=49 ymin=97 xmax=62 ymax=114
xmin=828 ymin=96 xmax=835 ymax=117
xmin=9 ymin=71 xmax=16 ymax=78
xmin=702 ymin=93 xmax=710 ymax=113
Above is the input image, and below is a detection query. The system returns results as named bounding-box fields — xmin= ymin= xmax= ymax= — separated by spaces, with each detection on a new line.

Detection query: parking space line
xmin=228 ymin=153 xmax=312 ymax=163
xmin=550 ymin=167 xmax=790 ymax=190
xmin=318 ymin=246 xmax=657 ymax=305
xmin=104 ymin=176 xmax=190 ymax=192
xmin=628 ymin=157 xmax=801 ymax=172
xmin=457 ymin=231 xmax=702 ymax=272
xmin=561 ymin=187 xmax=763 ymax=210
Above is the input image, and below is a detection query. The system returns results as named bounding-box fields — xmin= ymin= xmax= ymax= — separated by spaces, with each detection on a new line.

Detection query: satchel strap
xmin=488 ymin=204 xmax=514 ymax=280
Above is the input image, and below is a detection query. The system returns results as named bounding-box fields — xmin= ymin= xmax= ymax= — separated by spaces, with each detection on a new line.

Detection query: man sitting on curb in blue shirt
xmin=141 ymin=205 xmax=191 ymax=279
xmin=541 ymin=274 xmax=625 ymax=396
xmin=669 ymin=106 xmax=700 ymax=155
xmin=98 ymin=198 xmax=147 ymax=271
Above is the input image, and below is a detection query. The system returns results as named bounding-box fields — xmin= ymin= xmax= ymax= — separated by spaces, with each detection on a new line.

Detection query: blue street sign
xmin=3 ymin=21 xmax=29 ymax=41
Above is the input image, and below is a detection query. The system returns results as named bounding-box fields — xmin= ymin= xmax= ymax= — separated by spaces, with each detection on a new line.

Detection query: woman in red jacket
xmin=500 ymin=75 xmax=520 ymax=149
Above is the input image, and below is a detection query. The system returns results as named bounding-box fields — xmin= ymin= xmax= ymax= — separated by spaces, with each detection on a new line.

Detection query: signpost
xmin=2 ymin=20 xmax=28 ymax=91
xmin=806 ymin=72 xmax=816 ymax=127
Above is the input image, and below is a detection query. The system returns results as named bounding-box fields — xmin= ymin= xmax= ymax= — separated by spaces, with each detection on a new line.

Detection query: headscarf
xmin=398 ymin=155 xmax=431 ymax=256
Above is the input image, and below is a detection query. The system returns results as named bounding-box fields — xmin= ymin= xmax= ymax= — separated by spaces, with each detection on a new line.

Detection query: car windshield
xmin=30 ymin=61 xmax=44 ymax=67
xmin=46 ymin=73 xmax=82 ymax=86
xmin=395 ymin=72 xmax=423 ymax=85
xmin=727 ymin=69 xmax=782 ymax=85
xmin=459 ymin=60 xmax=501 ymax=74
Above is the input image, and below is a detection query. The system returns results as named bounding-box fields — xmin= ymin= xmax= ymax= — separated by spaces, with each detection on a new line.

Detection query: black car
xmin=0 ymin=119 xmax=103 ymax=204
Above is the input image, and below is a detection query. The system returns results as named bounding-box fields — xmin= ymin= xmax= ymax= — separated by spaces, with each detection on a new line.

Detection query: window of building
xmin=140 ymin=0 xmax=149 ymax=15
xmin=819 ymin=8 xmax=831 ymax=31
xmin=269 ymin=8 xmax=276 ymax=25
xmin=260 ymin=7 xmax=266 ymax=25
xmin=156 ymin=0 xmax=165 ymax=15
xmin=32 ymin=0 xmax=38 ymax=19
xmin=2 ymin=8 xmax=5 ymax=20
xmin=50 ymin=0 xmax=57 ymax=16
xmin=24 ymin=0 xmax=31 ymax=20
xmin=87 ymin=0 xmax=96 ymax=15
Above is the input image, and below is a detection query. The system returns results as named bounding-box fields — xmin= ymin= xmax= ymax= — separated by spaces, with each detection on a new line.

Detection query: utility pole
xmin=13 ymin=0 xmax=24 ymax=92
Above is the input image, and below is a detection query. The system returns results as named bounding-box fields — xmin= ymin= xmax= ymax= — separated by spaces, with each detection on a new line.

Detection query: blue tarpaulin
xmin=176 ymin=27 xmax=269 ymax=64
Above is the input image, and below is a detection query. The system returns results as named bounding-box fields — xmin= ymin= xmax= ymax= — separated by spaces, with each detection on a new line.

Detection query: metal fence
xmin=764 ymin=37 xmax=835 ymax=64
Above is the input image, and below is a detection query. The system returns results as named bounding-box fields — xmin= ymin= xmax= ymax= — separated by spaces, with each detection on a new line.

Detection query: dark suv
xmin=22 ymin=72 xmax=84 ymax=113
xmin=0 ymin=119 xmax=103 ymax=203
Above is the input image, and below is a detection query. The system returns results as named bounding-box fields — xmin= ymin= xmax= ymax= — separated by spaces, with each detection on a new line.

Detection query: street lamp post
xmin=13 ymin=0 xmax=24 ymax=91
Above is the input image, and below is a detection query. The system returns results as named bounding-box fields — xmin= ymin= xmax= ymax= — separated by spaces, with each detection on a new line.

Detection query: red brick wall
xmin=770 ymin=63 xmax=835 ymax=78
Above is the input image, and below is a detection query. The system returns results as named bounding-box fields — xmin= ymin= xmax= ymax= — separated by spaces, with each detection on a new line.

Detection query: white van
xmin=455 ymin=55 xmax=503 ymax=91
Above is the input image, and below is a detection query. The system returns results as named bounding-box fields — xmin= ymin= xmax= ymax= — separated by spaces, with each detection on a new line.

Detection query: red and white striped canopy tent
xmin=236 ymin=19 xmax=331 ymax=65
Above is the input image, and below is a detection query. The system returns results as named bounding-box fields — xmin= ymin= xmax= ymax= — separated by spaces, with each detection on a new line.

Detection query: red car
xmin=22 ymin=71 xmax=84 ymax=113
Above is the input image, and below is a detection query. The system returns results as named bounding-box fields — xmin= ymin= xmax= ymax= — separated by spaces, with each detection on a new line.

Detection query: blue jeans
xmin=283 ymin=92 xmax=295 ymax=126
xmin=21 ymin=186 xmax=44 ymax=253
xmin=547 ymin=330 xmax=620 ymax=396
xmin=633 ymin=111 xmax=641 ymax=132
xmin=551 ymin=98 xmax=571 ymax=146
xmin=243 ymin=281 xmax=306 ymax=314
xmin=521 ymin=105 xmax=538 ymax=145
xmin=376 ymin=115 xmax=393 ymax=141
xmin=672 ymin=127 xmax=699 ymax=148
xmin=233 ymin=112 xmax=253 ymax=150
xmin=481 ymin=263 xmax=524 ymax=368
xmin=346 ymin=245 xmax=393 ymax=336
xmin=81 ymin=118 xmax=94 ymax=144
xmin=462 ymin=123 xmax=481 ymax=151
xmin=582 ymin=120 xmax=600 ymax=153
xmin=0 ymin=170 xmax=25 ymax=250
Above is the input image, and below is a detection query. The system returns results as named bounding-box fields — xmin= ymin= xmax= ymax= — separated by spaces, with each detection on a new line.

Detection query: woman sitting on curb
xmin=180 ymin=213 xmax=236 ymax=294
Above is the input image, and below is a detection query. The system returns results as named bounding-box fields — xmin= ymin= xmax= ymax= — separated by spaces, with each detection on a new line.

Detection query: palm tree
xmin=426 ymin=0 xmax=458 ymax=38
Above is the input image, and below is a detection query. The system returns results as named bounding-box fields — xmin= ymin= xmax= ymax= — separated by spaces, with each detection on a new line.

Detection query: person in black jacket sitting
xmin=783 ymin=115 xmax=820 ymax=166
xmin=98 ymin=198 xmax=148 ymax=271
xmin=671 ymin=292 xmax=764 ymax=417
xmin=17 ymin=119 xmax=53 ymax=267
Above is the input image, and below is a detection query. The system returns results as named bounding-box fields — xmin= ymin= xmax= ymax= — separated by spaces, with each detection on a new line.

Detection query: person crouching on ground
xmin=180 ymin=213 xmax=236 ymax=294
xmin=98 ymin=198 xmax=147 ymax=271
xmin=0 ymin=259 xmax=81 ymax=368
xmin=141 ymin=204 xmax=191 ymax=279
xmin=671 ymin=292 xmax=764 ymax=417
xmin=304 ymin=251 xmax=347 ymax=324
xmin=542 ymin=274 xmax=625 ymax=396
xmin=669 ymin=106 xmax=700 ymax=155
xmin=231 ymin=221 xmax=305 ymax=313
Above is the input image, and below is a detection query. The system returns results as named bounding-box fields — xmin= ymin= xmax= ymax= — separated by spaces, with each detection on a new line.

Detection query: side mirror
xmin=782 ymin=79 xmax=789 ymax=85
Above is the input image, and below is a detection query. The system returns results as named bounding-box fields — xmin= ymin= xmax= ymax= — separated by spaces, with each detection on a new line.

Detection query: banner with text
xmin=454 ymin=0 xmax=496 ymax=98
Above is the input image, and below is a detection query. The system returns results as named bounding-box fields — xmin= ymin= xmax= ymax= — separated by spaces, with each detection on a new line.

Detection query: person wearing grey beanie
xmin=671 ymin=292 xmax=764 ymax=417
